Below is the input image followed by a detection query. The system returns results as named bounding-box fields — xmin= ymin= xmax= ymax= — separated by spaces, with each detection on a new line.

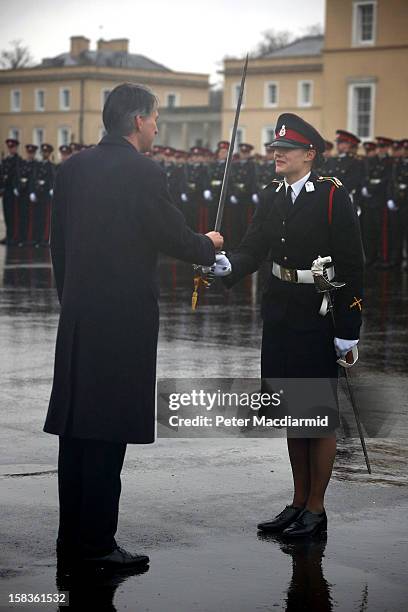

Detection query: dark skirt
xmin=260 ymin=317 xmax=340 ymax=436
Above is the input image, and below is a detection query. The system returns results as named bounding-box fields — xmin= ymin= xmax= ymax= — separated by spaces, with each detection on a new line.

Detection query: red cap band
xmin=275 ymin=128 xmax=312 ymax=146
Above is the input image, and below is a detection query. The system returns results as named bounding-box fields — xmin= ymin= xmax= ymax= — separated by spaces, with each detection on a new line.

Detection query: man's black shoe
xmin=257 ymin=505 xmax=304 ymax=533
xmin=82 ymin=545 xmax=149 ymax=569
xmin=281 ymin=508 xmax=327 ymax=539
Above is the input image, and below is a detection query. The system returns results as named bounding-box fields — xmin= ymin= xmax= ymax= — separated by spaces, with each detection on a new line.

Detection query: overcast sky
xmin=0 ymin=0 xmax=325 ymax=84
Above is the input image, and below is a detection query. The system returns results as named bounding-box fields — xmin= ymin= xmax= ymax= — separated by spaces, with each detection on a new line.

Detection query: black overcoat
xmin=44 ymin=134 xmax=215 ymax=443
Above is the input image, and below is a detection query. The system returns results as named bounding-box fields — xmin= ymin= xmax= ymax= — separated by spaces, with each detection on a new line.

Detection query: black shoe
xmin=82 ymin=545 xmax=149 ymax=569
xmin=257 ymin=504 xmax=304 ymax=533
xmin=281 ymin=508 xmax=327 ymax=539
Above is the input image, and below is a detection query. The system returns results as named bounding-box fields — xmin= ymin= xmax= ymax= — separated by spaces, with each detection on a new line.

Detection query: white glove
xmin=49 ymin=189 xmax=54 ymax=197
xmin=203 ymin=189 xmax=212 ymax=201
xmin=13 ymin=188 xmax=19 ymax=197
xmin=230 ymin=195 xmax=238 ymax=205
xmin=334 ymin=338 xmax=359 ymax=358
xmin=252 ymin=193 xmax=259 ymax=204
xmin=29 ymin=192 xmax=37 ymax=203
xmin=356 ymin=206 xmax=362 ymax=217
xmin=349 ymin=193 xmax=354 ymax=204
xmin=361 ymin=187 xmax=370 ymax=198
xmin=181 ymin=193 xmax=188 ymax=203
xmin=202 ymin=252 xmax=232 ymax=277
xmin=387 ymin=199 xmax=398 ymax=211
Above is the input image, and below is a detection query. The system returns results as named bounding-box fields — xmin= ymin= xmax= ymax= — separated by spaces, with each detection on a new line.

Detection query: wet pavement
xmin=0 ymin=244 xmax=407 ymax=611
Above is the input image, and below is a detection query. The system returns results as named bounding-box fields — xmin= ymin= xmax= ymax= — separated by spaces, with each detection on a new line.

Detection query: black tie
xmin=285 ymin=185 xmax=293 ymax=217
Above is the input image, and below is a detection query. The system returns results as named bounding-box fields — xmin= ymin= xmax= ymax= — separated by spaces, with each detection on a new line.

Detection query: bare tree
xmin=301 ymin=23 xmax=324 ymax=37
xmin=252 ymin=29 xmax=294 ymax=57
xmin=0 ymin=40 xmax=33 ymax=69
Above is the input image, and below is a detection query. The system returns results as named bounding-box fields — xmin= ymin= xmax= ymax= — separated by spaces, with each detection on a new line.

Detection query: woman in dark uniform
xmin=212 ymin=113 xmax=364 ymax=538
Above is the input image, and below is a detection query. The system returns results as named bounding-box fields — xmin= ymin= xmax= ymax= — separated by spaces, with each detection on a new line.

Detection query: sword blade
xmin=214 ymin=53 xmax=249 ymax=232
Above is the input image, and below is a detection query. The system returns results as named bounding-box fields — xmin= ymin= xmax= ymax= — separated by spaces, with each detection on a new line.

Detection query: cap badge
xmin=279 ymin=125 xmax=286 ymax=137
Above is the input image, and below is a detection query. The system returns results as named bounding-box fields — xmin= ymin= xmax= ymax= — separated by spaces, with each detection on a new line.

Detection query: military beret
xmin=25 ymin=144 xmax=38 ymax=153
xmin=335 ymin=130 xmax=361 ymax=146
xmin=6 ymin=138 xmax=19 ymax=147
xmin=41 ymin=143 xmax=54 ymax=153
xmin=270 ymin=113 xmax=325 ymax=153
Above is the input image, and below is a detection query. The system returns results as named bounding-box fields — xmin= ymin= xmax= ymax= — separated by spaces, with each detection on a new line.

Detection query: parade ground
xmin=1 ymin=246 xmax=407 ymax=611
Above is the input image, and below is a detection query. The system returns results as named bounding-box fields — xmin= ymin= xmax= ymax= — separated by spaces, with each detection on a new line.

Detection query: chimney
xmin=70 ymin=36 xmax=90 ymax=57
xmin=97 ymin=38 xmax=129 ymax=53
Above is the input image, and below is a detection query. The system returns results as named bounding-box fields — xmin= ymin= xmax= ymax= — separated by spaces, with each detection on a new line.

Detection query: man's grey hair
xmin=102 ymin=82 xmax=158 ymax=136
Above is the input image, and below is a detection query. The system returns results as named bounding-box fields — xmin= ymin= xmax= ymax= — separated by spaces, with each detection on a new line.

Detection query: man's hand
xmin=201 ymin=252 xmax=232 ymax=286
xmin=206 ymin=231 xmax=224 ymax=251
xmin=29 ymin=192 xmax=37 ymax=203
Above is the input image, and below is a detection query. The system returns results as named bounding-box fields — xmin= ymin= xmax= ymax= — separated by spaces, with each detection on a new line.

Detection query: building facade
xmin=222 ymin=0 xmax=408 ymax=151
xmin=0 ymin=36 xmax=220 ymax=156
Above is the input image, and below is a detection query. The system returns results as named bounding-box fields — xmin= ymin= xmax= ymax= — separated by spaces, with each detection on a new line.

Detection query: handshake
xmin=203 ymin=233 xmax=232 ymax=282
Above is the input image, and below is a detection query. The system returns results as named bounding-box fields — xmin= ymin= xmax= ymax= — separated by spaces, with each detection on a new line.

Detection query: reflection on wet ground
xmin=0 ymin=246 xmax=407 ymax=611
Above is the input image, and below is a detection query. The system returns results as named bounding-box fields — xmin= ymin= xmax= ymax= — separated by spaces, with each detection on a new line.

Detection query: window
xmin=60 ymin=88 xmax=71 ymax=110
xmin=230 ymin=126 xmax=245 ymax=151
xmin=264 ymin=82 xmax=279 ymax=108
xmin=9 ymin=128 xmax=20 ymax=141
xmin=352 ymin=1 xmax=376 ymax=46
xmin=262 ymin=126 xmax=276 ymax=147
xmin=101 ymin=88 xmax=111 ymax=109
xmin=165 ymin=92 xmax=179 ymax=108
xmin=298 ymin=80 xmax=313 ymax=107
xmin=33 ymin=128 xmax=45 ymax=148
xmin=58 ymin=127 xmax=71 ymax=147
xmin=10 ymin=89 xmax=21 ymax=112
xmin=35 ymin=89 xmax=45 ymax=111
xmin=348 ymin=82 xmax=375 ymax=139
xmin=231 ymin=83 xmax=245 ymax=109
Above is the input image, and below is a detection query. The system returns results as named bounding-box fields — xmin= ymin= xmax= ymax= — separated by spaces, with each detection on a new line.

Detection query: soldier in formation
xmin=2 ymin=134 xmax=407 ymax=267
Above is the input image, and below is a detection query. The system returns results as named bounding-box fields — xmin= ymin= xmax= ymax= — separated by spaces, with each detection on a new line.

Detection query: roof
xmin=39 ymin=50 xmax=171 ymax=72
xmin=261 ymin=35 xmax=324 ymax=59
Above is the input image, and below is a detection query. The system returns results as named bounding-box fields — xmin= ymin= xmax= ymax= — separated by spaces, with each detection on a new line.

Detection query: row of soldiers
xmin=1 ymin=132 xmax=408 ymax=270
xmin=0 ymin=139 xmax=85 ymax=247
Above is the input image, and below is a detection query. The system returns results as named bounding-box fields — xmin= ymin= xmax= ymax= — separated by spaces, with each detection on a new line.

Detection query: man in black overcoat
xmin=44 ymin=83 xmax=223 ymax=570
xmin=211 ymin=114 xmax=364 ymax=539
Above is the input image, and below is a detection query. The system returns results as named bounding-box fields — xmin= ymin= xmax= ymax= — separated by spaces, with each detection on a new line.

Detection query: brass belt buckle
xmin=282 ymin=267 xmax=297 ymax=282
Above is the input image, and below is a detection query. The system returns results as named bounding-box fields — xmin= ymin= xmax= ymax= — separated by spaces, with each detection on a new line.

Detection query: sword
xmin=191 ymin=53 xmax=249 ymax=310
xmin=312 ymin=255 xmax=372 ymax=474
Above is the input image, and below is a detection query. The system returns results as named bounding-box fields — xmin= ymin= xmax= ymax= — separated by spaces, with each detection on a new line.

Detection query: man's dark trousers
xmin=57 ymin=436 xmax=127 ymax=557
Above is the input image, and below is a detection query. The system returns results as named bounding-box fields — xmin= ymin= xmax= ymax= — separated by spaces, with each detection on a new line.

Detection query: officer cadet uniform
xmin=185 ymin=147 xmax=211 ymax=232
xmin=58 ymin=144 xmax=72 ymax=168
xmin=360 ymin=137 xmax=393 ymax=267
xmin=257 ymin=143 xmax=277 ymax=191
xmin=163 ymin=147 xmax=188 ymax=212
xmin=228 ymin=143 xmax=258 ymax=247
xmin=388 ymin=140 xmax=408 ymax=269
xmin=325 ymin=130 xmax=363 ymax=216
xmin=209 ymin=141 xmax=230 ymax=231
xmin=33 ymin=144 xmax=56 ymax=246
xmin=221 ymin=113 xmax=364 ymax=538
xmin=0 ymin=138 xmax=22 ymax=245
xmin=14 ymin=144 xmax=39 ymax=245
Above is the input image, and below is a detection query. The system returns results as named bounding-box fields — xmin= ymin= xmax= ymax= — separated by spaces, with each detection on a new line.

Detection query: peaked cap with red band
xmin=217 ymin=140 xmax=230 ymax=151
xmin=376 ymin=136 xmax=393 ymax=147
xmin=269 ymin=113 xmax=325 ymax=153
xmin=336 ymin=130 xmax=361 ymax=145
xmin=363 ymin=141 xmax=376 ymax=151
xmin=6 ymin=138 xmax=19 ymax=147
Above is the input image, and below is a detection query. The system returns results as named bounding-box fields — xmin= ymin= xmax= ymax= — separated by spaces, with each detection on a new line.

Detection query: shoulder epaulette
xmin=263 ymin=179 xmax=283 ymax=191
xmin=317 ymin=176 xmax=342 ymax=188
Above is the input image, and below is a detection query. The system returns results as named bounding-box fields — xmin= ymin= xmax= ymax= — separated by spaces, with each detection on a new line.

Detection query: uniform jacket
xmin=325 ymin=153 xmax=363 ymax=197
xmin=223 ymin=172 xmax=364 ymax=339
xmin=44 ymin=134 xmax=215 ymax=443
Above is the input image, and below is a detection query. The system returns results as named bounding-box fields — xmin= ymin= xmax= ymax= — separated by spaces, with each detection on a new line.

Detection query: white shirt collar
xmin=284 ymin=172 xmax=311 ymax=201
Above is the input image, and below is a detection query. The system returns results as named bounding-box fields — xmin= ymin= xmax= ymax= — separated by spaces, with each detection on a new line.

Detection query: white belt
xmin=272 ymin=262 xmax=334 ymax=284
